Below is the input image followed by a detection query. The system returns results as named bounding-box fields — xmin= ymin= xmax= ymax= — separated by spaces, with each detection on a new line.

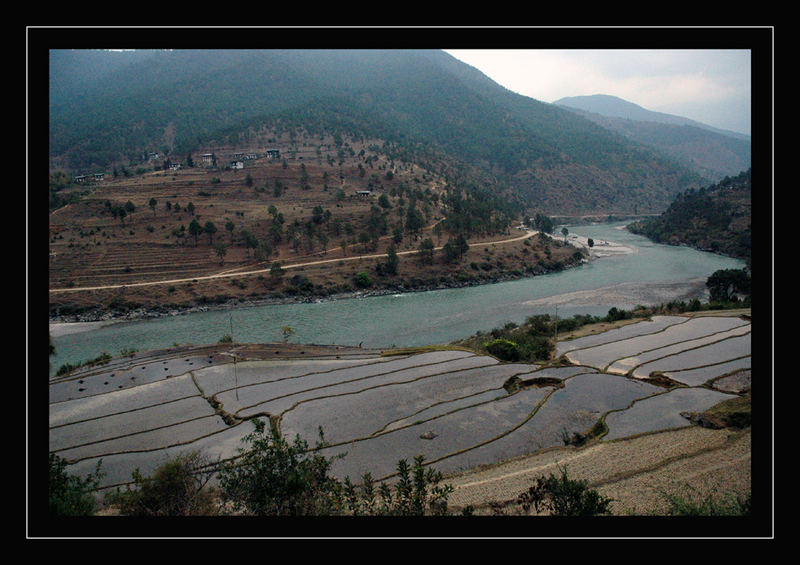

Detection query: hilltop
xmin=554 ymin=94 xmax=751 ymax=181
xmin=49 ymin=49 xmax=705 ymax=216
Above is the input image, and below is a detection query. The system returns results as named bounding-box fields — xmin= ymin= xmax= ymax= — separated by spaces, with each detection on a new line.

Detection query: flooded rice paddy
xmin=50 ymin=313 xmax=751 ymax=490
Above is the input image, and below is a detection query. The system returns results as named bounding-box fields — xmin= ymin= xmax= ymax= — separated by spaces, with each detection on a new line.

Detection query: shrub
xmin=354 ymin=271 xmax=372 ymax=288
xmin=217 ymin=419 xmax=343 ymax=516
xmin=516 ymin=334 xmax=554 ymax=362
xmin=517 ymin=466 xmax=613 ymax=516
xmin=107 ymin=451 xmax=217 ymax=516
xmin=49 ymin=453 xmax=103 ymax=516
xmin=343 ymin=455 xmax=454 ymax=516
xmin=216 ymin=420 xmax=457 ymax=516
xmin=485 ymin=338 xmax=521 ymax=361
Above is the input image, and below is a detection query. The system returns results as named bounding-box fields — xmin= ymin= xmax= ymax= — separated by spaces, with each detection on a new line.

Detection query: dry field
xmin=447 ymin=425 xmax=751 ymax=516
xmin=49 ymin=134 xmax=580 ymax=316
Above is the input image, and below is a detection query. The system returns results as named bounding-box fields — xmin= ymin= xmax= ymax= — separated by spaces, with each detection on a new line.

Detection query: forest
xmin=627 ymin=169 xmax=751 ymax=264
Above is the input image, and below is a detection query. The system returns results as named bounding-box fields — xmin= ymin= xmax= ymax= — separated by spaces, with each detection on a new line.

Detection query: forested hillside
xmin=48 ymin=49 xmax=705 ymax=216
xmin=627 ymin=169 xmax=751 ymax=264
xmin=554 ymin=94 xmax=751 ymax=182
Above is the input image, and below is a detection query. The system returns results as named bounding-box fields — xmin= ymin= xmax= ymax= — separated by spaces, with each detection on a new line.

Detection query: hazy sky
xmin=445 ymin=49 xmax=752 ymax=136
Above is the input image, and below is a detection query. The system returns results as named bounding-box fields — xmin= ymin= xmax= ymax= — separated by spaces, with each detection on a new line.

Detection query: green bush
xmin=217 ymin=419 xmax=458 ymax=516
xmin=485 ymin=338 xmax=521 ymax=361
xmin=354 ymin=271 xmax=372 ymax=288
xmin=343 ymin=455 xmax=455 ymax=516
xmin=107 ymin=451 xmax=217 ymax=516
xmin=217 ymin=419 xmax=343 ymax=516
xmin=49 ymin=453 xmax=103 ymax=516
xmin=517 ymin=466 xmax=613 ymax=516
xmin=516 ymin=334 xmax=554 ymax=362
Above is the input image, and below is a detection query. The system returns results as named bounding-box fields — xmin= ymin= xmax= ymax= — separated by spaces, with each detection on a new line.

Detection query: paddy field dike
xmin=49 ymin=311 xmax=752 ymax=515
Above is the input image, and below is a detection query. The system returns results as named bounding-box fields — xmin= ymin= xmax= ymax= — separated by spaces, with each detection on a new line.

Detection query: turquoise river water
xmin=48 ymin=222 xmax=746 ymax=376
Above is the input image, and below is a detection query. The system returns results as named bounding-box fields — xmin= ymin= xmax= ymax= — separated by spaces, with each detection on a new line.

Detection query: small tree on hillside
xmin=417 ymin=238 xmax=435 ymax=265
xmin=214 ymin=242 xmax=227 ymax=265
xmin=188 ymin=218 xmax=202 ymax=246
xmin=204 ymin=221 xmax=217 ymax=245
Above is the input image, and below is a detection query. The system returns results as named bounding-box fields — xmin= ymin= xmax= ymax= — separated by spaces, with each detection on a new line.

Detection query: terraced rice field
xmin=49 ymin=313 xmax=751 ymax=498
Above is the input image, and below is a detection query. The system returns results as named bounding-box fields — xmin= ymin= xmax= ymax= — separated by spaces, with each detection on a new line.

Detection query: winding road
xmin=49 ymin=229 xmax=539 ymax=294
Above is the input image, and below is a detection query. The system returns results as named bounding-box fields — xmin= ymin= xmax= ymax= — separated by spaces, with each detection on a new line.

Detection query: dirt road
xmin=49 ymin=229 xmax=538 ymax=294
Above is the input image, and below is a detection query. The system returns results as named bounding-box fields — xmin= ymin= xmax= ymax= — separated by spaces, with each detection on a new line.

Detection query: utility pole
xmin=554 ymin=305 xmax=558 ymax=347
xmin=230 ymin=313 xmax=239 ymax=401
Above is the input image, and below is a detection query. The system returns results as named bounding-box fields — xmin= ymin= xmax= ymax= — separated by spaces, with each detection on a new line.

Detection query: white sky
xmin=445 ymin=49 xmax=751 ymax=136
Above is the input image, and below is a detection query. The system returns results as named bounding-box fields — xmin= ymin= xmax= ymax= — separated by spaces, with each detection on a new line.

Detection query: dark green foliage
xmin=107 ymin=451 xmax=217 ymax=516
xmin=442 ymin=234 xmax=469 ymax=263
xmin=376 ymin=244 xmax=399 ymax=276
xmin=55 ymin=351 xmax=113 ymax=376
xmin=502 ymin=375 xmax=522 ymax=394
xmin=606 ymin=306 xmax=631 ymax=322
xmin=344 ymin=455 xmax=454 ymax=516
xmin=485 ymin=338 xmax=521 ymax=361
xmin=188 ymin=218 xmax=202 ymax=245
xmin=354 ymin=271 xmax=372 ymax=288
xmin=706 ymin=268 xmax=751 ymax=304
xmin=217 ymin=419 xmax=343 ymax=516
xmin=405 ymin=204 xmax=425 ymax=235
xmin=49 ymin=453 xmax=103 ymax=516
xmin=628 ymin=169 xmax=751 ymax=262
xmin=529 ymin=213 xmax=555 ymax=234
xmin=216 ymin=420 xmax=456 ymax=516
xmin=417 ymin=238 xmax=435 ymax=264
xmin=517 ymin=466 xmax=613 ymax=516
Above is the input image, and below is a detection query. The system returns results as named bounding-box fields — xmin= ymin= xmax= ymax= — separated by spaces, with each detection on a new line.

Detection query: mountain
xmin=48 ymin=49 xmax=707 ymax=216
xmin=553 ymin=94 xmax=749 ymax=140
xmin=627 ymin=169 xmax=751 ymax=265
xmin=553 ymin=94 xmax=751 ymax=181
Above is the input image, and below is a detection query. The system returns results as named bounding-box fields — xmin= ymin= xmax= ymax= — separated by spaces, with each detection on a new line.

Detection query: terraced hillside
xmin=48 ymin=313 xmax=751 ymax=513
xmin=48 ymin=130 xmax=581 ymax=317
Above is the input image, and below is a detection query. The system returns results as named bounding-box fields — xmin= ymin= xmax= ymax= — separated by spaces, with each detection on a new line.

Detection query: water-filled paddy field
xmin=49 ymin=312 xmax=751 ymax=491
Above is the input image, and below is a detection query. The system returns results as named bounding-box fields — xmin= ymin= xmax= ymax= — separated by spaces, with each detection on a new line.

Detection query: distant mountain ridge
xmin=553 ymin=94 xmax=751 ymax=182
xmin=553 ymin=94 xmax=749 ymax=140
xmin=48 ymin=50 xmax=708 ymax=216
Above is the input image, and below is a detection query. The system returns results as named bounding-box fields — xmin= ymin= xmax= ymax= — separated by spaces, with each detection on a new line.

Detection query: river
xmin=48 ymin=222 xmax=746 ymax=376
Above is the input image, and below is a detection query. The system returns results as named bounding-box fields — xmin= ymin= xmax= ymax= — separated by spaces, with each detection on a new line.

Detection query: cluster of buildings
xmin=201 ymin=149 xmax=282 ymax=171
xmin=72 ymin=172 xmax=105 ymax=183
xmin=72 ymin=149 xmax=283 ymax=184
